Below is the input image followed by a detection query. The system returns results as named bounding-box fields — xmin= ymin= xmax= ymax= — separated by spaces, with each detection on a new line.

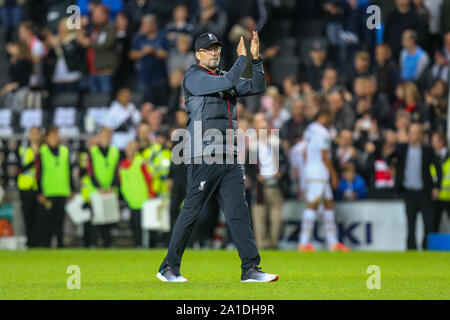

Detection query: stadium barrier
xmin=280 ymin=200 xmax=450 ymax=251
xmin=3 ymin=194 xmax=450 ymax=250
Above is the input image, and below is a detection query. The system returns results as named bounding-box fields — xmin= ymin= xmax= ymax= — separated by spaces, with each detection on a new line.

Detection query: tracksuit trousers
xmin=159 ymin=162 xmax=260 ymax=275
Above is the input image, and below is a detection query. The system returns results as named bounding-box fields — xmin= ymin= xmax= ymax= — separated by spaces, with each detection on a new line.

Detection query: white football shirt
xmin=304 ymin=122 xmax=331 ymax=181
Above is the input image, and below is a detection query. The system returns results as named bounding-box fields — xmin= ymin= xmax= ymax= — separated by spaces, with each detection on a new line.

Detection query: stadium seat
xmin=19 ymin=109 xmax=43 ymax=132
xmin=299 ymin=37 xmax=328 ymax=66
xmin=51 ymin=92 xmax=80 ymax=109
xmin=84 ymin=106 xmax=109 ymax=134
xmin=53 ymin=107 xmax=80 ymax=138
xmin=0 ymin=109 xmax=13 ymax=138
xmin=83 ymin=93 xmax=112 ymax=108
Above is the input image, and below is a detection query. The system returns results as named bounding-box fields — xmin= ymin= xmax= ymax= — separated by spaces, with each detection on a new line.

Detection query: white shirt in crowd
xmin=103 ymin=101 xmax=141 ymax=150
xmin=303 ymin=122 xmax=331 ymax=181
xmin=29 ymin=36 xmax=45 ymax=87
xmin=52 ymin=56 xmax=82 ymax=83
xmin=424 ymin=0 xmax=443 ymax=35
xmin=289 ymin=139 xmax=306 ymax=192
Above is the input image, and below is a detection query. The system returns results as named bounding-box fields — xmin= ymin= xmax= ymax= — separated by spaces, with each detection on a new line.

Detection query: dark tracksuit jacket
xmin=161 ymin=55 xmax=266 ymax=275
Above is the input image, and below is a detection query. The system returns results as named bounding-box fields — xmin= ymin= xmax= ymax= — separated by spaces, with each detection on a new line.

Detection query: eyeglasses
xmin=199 ymin=47 xmax=222 ymax=54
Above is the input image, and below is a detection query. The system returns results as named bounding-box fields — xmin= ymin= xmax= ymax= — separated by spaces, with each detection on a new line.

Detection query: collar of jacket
xmin=191 ymin=64 xmax=225 ymax=76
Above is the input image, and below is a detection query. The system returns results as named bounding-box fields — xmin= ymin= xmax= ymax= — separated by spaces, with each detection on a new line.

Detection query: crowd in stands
xmin=1 ymin=0 xmax=450 ymax=247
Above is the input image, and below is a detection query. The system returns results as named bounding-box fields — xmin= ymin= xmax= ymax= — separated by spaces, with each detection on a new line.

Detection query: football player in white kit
xmin=298 ymin=109 xmax=350 ymax=252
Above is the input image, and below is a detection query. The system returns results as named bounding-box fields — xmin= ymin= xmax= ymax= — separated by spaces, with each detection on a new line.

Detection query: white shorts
xmin=305 ymin=180 xmax=333 ymax=203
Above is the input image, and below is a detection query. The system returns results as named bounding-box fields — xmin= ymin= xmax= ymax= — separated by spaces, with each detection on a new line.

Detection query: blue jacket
xmin=181 ymin=55 xmax=265 ymax=161
xmin=337 ymin=174 xmax=368 ymax=200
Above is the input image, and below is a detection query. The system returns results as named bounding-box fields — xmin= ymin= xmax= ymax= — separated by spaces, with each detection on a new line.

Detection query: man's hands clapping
xmin=250 ymin=30 xmax=259 ymax=59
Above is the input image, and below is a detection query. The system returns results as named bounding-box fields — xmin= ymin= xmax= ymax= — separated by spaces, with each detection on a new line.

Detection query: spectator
xmin=137 ymin=122 xmax=151 ymax=154
xmin=280 ymin=98 xmax=308 ymax=150
xmin=373 ymin=43 xmax=400 ymax=101
xmin=320 ymin=67 xmax=341 ymax=97
xmin=399 ymin=29 xmax=430 ymax=83
xmin=364 ymin=75 xmax=391 ymax=126
xmin=118 ymin=140 xmax=155 ymax=248
xmin=87 ymin=127 xmax=120 ymax=248
xmin=247 ymin=114 xmax=288 ymax=249
xmin=77 ymin=0 xmax=124 ymax=20
xmin=165 ymin=4 xmax=194 ymax=47
xmin=2 ymin=41 xmax=32 ymax=106
xmin=191 ymin=0 xmax=228 ymax=40
xmin=430 ymin=131 xmax=450 ymax=232
xmin=300 ymin=40 xmax=330 ymax=92
xmin=353 ymin=113 xmax=381 ymax=154
xmin=114 ymin=12 xmax=134 ymax=93
xmin=395 ymin=110 xmax=412 ymax=143
xmin=384 ymin=0 xmax=425 ymax=60
xmin=167 ymin=33 xmax=196 ymax=112
xmin=125 ymin=0 xmax=156 ymax=33
xmin=423 ymin=0 xmax=444 ymax=53
xmin=426 ymin=80 xmax=448 ymax=132
xmin=104 ymin=88 xmax=141 ymax=151
xmin=322 ymin=0 xmax=347 ymax=70
xmin=47 ymin=18 xmax=86 ymax=93
xmin=282 ymin=76 xmax=302 ymax=112
xmin=0 ymin=0 xmax=26 ymax=43
xmin=77 ymin=5 xmax=118 ymax=94
xmin=304 ymin=91 xmax=324 ymax=122
xmin=333 ymin=129 xmax=357 ymax=170
xmin=35 ymin=126 xmax=74 ymax=248
xmin=327 ymin=90 xmax=356 ymax=131
xmin=442 ymin=31 xmax=450 ymax=60
xmin=18 ymin=21 xmax=45 ymax=88
xmin=227 ymin=0 xmax=267 ymax=32
xmin=401 ymin=82 xmax=429 ymax=125
xmin=266 ymin=93 xmax=290 ymax=129
xmin=129 ymin=14 xmax=169 ymax=105
xmin=393 ymin=123 xmax=441 ymax=250
xmin=336 ymin=162 xmax=368 ymax=200
xmin=17 ymin=126 xmax=41 ymax=248
xmin=429 ymin=49 xmax=449 ymax=84
xmin=228 ymin=16 xmax=279 ymax=77
xmin=366 ymin=130 xmax=398 ymax=198
xmin=344 ymin=51 xmax=372 ymax=93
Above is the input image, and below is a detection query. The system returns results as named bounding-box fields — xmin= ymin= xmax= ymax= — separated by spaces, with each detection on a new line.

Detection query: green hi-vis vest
xmin=17 ymin=146 xmax=37 ymax=191
xmin=430 ymin=158 xmax=450 ymax=201
xmin=119 ymin=155 xmax=150 ymax=210
xmin=40 ymin=144 xmax=71 ymax=197
xmin=143 ymin=143 xmax=171 ymax=195
xmin=89 ymin=145 xmax=120 ymax=190
xmin=79 ymin=152 xmax=96 ymax=203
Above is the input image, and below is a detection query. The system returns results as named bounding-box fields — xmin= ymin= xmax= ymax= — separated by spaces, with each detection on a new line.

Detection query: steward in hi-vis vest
xmin=35 ymin=126 xmax=74 ymax=248
xmin=17 ymin=127 xmax=41 ymax=248
xmin=118 ymin=141 xmax=155 ymax=248
xmin=430 ymin=132 xmax=450 ymax=232
xmin=86 ymin=127 xmax=120 ymax=248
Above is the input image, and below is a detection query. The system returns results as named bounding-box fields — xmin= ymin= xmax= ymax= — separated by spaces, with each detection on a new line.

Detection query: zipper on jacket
xmin=201 ymin=66 xmax=234 ymax=156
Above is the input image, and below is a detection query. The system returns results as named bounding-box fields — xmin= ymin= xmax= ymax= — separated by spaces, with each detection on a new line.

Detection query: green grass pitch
xmin=0 ymin=249 xmax=449 ymax=300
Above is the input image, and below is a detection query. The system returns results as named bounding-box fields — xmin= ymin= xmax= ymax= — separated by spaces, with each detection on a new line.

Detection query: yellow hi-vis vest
xmin=430 ymin=158 xmax=450 ymax=201
xmin=119 ymin=155 xmax=150 ymax=210
xmin=40 ymin=144 xmax=71 ymax=197
xmin=17 ymin=146 xmax=37 ymax=191
xmin=147 ymin=144 xmax=171 ymax=195
xmin=89 ymin=145 xmax=120 ymax=190
xmin=79 ymin=152 xmax=96 ymax=203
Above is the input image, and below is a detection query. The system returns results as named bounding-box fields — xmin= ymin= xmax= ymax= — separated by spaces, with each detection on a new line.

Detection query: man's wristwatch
xmin=252 ymin=55 xmax=263 ymax=64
